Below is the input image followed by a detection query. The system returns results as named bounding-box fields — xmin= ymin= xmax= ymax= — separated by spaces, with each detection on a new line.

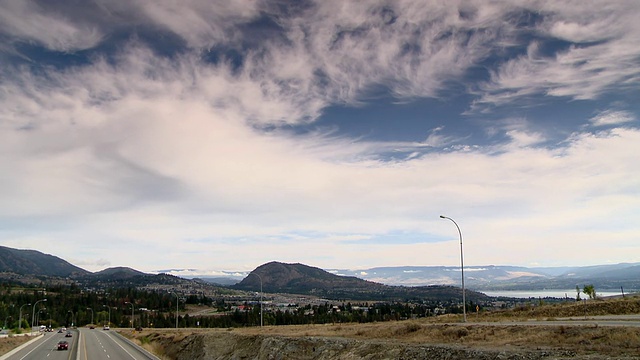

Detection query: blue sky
xmin=0 ymin=0 xmax=638 ymax=275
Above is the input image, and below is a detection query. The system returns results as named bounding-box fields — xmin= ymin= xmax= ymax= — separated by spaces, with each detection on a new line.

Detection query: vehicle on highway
xmin=65 ymin=331 xmax=72 ymax=337
xmin=103 ymin=325 xmax=110 ymax=330
xmin=89 ymin=325 xmax=95 ymax=329
xmin=57 ymin=341 xmax=69 ymax=350
xmin=57 ymin=329 xmax=63 ymax=333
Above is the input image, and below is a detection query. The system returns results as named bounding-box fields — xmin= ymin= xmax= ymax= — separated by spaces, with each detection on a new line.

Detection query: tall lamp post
xmin=36 ymin=309 xmax=46 ymax=328
xmin=440 ymin=215 xmax=466 ymax=322
xmin=103 ymin=305 xmax=111 ymax=327
xmin=68 ymin=311 xmax=76 ymax=327
xmin=124 ymin=302 xmax=134 ymax=329
xmin=18 ymin=303 xmax=30 ymax=330
xmin=247 ymin=272 xmax=263 ymax=327
xmin=31 ymin=299 xmax=47 ymax=334
xmin=87 ymin=307 xmax=94 ymax=326
xmin=170 ymin=292 xmax=179 ymax=328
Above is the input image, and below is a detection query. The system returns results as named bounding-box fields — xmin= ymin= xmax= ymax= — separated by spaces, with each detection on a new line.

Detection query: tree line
xmin=0 ymin=282 xmax=475 ymax=331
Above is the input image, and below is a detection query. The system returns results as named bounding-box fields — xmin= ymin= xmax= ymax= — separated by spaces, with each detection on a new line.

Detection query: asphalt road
xmin=3 ymin=330 xmax=77 ymax=360
xmin=3 ymin=328 xmax=159 ymax=360
xmin=75 ymin=327 xmax=159 ymax=360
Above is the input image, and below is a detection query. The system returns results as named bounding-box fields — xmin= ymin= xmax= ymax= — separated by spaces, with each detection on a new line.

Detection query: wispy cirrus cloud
xmin=473 ymin=1 xmax=640 ymax=110
xmin=0 ymin=0 xmax=104 ymax=51
xmin=0 ymin=1 xmax=638 ymax=272
xmin=589 ymin=110 xmax=636 ymax=127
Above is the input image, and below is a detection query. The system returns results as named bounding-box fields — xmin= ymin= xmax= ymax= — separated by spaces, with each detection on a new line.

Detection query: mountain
xmin=0 ymin=245 xmax=89 ymax=277
xmin=234 ymin=261 xmax=489 ymax=302
xmin=329 ymin=263 xmax=640 ymax=291
xmin=92 ymin=266 xmax=148 ymax=280
xmin=0 ymin=246 xmax=228 ymax=293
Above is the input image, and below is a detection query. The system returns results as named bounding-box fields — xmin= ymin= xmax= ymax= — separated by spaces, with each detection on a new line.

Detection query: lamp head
xmin=439 ymin=215 xmax=446 ymax=219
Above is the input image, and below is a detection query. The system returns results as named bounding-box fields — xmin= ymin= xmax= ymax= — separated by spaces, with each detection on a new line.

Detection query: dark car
xmin=57 ymin=341 xmax=69 ymax=350
xmin=65 ymin=331 xmax=72 ymax=337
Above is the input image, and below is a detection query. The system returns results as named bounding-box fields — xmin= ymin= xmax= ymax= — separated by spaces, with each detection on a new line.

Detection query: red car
xmin=57 ymin=341 xmax=69 ymax=350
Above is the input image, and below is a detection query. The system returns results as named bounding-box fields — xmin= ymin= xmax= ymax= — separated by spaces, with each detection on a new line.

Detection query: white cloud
xmin=474 ymin=1 xmax=640 ymax=108
xmin=0 ymin=0 xmax=103 ymax=51
xmin=0 ymin=1 xmax=639 ymax=273
xmin=2 ymin=54 xmax=638 ymax=270
xmin=589 ymin=110 xmax=635 ymax=127
xmin=130 ymin=0 xmax=261 ymax=48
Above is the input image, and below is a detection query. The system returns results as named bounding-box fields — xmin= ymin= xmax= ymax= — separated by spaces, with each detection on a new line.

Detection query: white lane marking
xmin=107 ymin=335 xmax=138 ymax=360
xmin=18 ymin=335 xmax=53 ymax=360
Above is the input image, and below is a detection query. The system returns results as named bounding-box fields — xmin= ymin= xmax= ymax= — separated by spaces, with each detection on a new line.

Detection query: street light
xmin=103 ymin=305 xmax=111 ymax=327
xmin=124 ymin=302 xmax=134 ymax=329
xmin=18 ymin=303 xmax=30 ymax=330
xmin=36 ymin=308 xmax=46 ymax=328
xmin=31 ymin=299 xmax=47 ymax=334
xmin=440 ymin=215 xmax=466 ymax=322
xmin=247 ymin=272 xmax=263 ymax=327
xmin=170 ymin=292 xmax=179 ymax=329
xmin=68 ymin=310 xmax=76 ymax=327
xmin=4 ymin=316 xmax=11 ymax=330
xmin=87 ymin=307 xmax=94 ymax=326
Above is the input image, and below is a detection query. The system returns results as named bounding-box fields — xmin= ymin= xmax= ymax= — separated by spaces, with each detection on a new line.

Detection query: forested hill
xmin=234 ymin=261 xmax=489 ymax=302
xmin=0 ymin=245 xmax=89 ymax=277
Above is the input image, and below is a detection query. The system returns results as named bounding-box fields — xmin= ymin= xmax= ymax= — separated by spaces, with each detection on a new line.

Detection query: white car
xmin=103 ymin=325 xmax=110 ymax=330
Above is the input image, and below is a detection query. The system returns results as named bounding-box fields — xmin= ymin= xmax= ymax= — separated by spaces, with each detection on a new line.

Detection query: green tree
xmin=575 ymin=285 xmax=581 ymax=301
xmin=583 ymin=284 xmax=596 ymax=299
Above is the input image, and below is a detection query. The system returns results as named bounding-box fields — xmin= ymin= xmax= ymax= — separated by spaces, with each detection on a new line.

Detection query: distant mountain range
xmin=2 ymin=245 xmax=638 ymax=298
xmin=327 ymin=263 xmax=640 ymax=291
xmin=195 ymin=263 xmax=640 ymax=292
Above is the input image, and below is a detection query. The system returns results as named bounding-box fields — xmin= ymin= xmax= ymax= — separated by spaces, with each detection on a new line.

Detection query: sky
xmin=0 ymin=0 xmax=639 ymax=276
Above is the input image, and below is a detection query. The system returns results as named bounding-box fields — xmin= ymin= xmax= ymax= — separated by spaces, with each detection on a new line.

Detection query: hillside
xmin=0 ymin=246 xmax=226 ymax=293
xmin=0 ymin=245 xmax=89 ymax=277
xmin=92 ymin=266 xmax=148 ymax=279
xmin=234 ymin=261 xmax=489 ymax=302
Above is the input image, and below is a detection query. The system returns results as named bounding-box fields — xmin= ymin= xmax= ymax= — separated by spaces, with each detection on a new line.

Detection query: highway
xmin=2 ymin=329 xmax=78 ymax=360
xmin=3 ymin=328 xmax=159 ymax=360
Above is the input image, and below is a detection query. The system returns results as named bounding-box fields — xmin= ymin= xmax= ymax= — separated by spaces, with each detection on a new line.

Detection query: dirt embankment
xmin=130 ymin=321 xmax=640 ymax=360
xmin=118 ymin=297 xmax=640 ymax=359
xmin=142 ymin=331 xmax=578 ymax=360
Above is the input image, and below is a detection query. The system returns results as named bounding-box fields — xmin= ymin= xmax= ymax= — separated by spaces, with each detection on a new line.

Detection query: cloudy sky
xmin=1 ymin=0 xmax=638 ymax=276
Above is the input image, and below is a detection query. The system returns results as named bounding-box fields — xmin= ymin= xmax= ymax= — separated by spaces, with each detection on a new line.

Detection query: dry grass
xmin=473 ymin=295 xmax=640 ymax=321
xmin=0 ymin=335 xmax=32 ymax=357
xmin=125 ymin=296 xmax=640 ymax=358
xmin=129 ymin=320 xmax=640 ymax=357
